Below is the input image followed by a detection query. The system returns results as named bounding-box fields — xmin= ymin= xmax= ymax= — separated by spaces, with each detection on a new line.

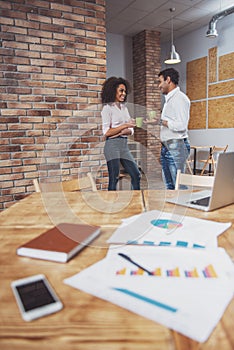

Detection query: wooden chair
xmin=200 ymin=145 xmax=228 ymax=175
xmin=175 ymin=169 xmax=214 ymax=190
xmin=33 ymin=172 xmax=97 ymax=193
xmin=117 ymin=167 xmax=130 ymax=190
xmin=33 ymin=178 xmax=41 ymax=192
xmin=186 ymin=159 xmax=193 ymax=175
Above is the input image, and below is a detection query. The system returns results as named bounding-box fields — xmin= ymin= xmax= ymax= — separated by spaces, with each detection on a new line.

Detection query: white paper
xmin=64 ymin=245 xmax=234 ymax=342
xmin=107 ymin=210 xmax=231 ymax=249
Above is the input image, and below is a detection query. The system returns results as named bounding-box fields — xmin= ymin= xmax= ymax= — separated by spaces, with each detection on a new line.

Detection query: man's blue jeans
xmin=104 ymin=137 xmax=141 ymax=191
xmin=160 ymin=138 xmax=190 ymax=190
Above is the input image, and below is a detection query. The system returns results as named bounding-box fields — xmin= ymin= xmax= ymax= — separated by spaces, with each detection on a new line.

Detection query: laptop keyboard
xmin=190 ymin=196 xmax=210 ymax=206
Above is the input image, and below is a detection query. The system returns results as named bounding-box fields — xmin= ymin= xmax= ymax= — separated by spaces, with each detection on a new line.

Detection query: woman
xmin=101 ymin=77 xmax=141 ymax=191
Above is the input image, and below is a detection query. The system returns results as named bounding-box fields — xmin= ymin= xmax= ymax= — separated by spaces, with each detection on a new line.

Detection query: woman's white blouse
xmin=101 ymin=103 xmax=134 ymax=136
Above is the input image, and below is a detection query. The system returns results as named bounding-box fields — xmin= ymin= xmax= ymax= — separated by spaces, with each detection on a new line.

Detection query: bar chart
xmin=116 ymin=264 xmax=218 ymax=278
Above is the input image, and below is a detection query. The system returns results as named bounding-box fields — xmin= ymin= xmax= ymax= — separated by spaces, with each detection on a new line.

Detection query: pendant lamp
xmin=164 ymin=8 xmax=181 ymax=64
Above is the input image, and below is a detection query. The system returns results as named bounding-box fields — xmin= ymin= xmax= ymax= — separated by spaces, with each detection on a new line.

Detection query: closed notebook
xmin=17 ymin=223 xmax=101 ymax=263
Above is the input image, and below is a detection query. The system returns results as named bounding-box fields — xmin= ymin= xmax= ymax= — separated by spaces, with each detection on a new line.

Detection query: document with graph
xmin=107 ymin=210 xmax=231 ymax=249
xmin=64 ymin=245 xmax=234 ymax=342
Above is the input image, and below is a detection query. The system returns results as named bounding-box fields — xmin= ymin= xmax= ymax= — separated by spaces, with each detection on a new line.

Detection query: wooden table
xmin=0 ymin=190 xmax=233 ymax=350
xmin=190 ymin=145 xmax=213 ymax=175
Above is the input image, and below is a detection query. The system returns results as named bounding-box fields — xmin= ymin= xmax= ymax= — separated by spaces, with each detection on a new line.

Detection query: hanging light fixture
xmin=164 ymin=8 xmax=181 ymax=64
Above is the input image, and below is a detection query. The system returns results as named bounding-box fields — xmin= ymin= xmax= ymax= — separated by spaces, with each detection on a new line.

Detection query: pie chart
xmin=150 ymin=219 xmax=182 ymax=229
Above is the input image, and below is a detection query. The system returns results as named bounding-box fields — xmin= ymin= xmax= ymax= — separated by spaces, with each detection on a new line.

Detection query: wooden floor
xmin=118 ymin=172 xmax=165 ymax=190
xmin=118 ymin=160 xmax=197 ymax=191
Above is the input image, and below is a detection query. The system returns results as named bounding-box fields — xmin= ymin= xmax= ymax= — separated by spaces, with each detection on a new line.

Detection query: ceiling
xmin=106 ymin=0 xmax=234 ymax=42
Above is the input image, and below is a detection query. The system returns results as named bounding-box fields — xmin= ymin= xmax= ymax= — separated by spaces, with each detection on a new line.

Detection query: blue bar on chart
xmin=127 ymin=240 xmax=206 ymax=249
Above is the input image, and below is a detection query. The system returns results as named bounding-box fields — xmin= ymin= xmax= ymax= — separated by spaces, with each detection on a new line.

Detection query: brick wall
xmin=0 ymin=0 xmax=106 ymax=210
xmin=132 ymin=30 xmax=162 ymax=179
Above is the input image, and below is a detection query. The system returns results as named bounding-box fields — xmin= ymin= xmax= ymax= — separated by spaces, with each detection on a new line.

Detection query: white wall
xmin=106 ymin=14 xmax=234 ymax=150
xmin=106 ymin=33 xmax=133 ymax=102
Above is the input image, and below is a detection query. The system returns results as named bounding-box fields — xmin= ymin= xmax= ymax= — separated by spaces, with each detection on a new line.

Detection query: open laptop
xmin=167 ymin=152 xmax=234 ymax=211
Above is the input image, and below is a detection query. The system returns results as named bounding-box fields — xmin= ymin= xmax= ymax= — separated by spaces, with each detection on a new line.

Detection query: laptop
xmin=167 ymin=152 xmax=234 ymax=211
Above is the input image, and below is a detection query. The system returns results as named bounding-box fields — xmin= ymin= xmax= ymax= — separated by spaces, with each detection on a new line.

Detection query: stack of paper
xmin=64 ymin=210 xmax=233 ymax=342
xmin=107 ymin=210 xmax=231 ymax=249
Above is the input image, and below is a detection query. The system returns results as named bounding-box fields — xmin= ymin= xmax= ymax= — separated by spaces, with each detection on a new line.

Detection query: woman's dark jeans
xmin=104 ymin=137 xmax=141 ymax=191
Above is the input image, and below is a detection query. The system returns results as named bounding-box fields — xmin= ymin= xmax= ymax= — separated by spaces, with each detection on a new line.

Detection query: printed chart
xmin=116 ymin=264 xmax=218 ymax=278
xmin=128 ymin=239 xmax=206 ymax=249
xmin=64 ymin=245 xmax=234 ymax=343
xmin=151 ymin=219 xmax=182 ymax=229
xmin=107 ymin=210 xmax=231 ymax=249
xmin=127 ymin=218 xmax=205 ymax=248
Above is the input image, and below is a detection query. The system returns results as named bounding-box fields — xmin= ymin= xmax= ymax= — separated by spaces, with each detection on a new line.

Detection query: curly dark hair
xmin=101 ymin=76 xmax=131 ymax=104
xmin=158 ymin=68 xmax=179 ymax=85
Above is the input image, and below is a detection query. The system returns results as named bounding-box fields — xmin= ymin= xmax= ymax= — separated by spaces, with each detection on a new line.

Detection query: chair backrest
xmin=175 ymin=170 xmax=214 ymax=190
xmin=33 ymin=178 xmax=41 ymax=193
xmin=211 ymin=145 xmax=228 ymax=160
xmin=33 ymin=172 xmax=97 ymax=193
xmin=62 ymin=173 xmax=97 ymax=191
xmin=200 ymin=145 xmax=228 ymax=175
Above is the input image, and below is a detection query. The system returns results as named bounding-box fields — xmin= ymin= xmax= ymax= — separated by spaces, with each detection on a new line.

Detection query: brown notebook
xmin=17 ymin=223 xmax=101 ymax=263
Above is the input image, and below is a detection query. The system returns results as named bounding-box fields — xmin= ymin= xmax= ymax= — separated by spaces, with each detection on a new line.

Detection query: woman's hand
xmin=124 ymin=119 xmax=136 ymax=128
xmin=120 ymin=128 xmax=132 ymax=136
xmin=105 ymin=120 xmax=135 ymax=138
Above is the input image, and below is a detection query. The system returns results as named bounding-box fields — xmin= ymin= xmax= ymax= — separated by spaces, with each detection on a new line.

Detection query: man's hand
xmin=161 ymin=120 xmax=168 ymax=127
xmin=143 ymin=118 xmax=158 ymax=124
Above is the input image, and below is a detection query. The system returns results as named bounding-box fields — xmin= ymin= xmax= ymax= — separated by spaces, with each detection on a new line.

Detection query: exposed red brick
xmin=0 ymin=0 xmax=106 ymax=209
xmin=133 ymin=30 xmax=161 ymax=178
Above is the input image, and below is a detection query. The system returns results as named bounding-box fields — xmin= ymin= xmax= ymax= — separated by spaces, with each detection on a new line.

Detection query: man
xmin=158 ymin=68 xmax=190 ymax=189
